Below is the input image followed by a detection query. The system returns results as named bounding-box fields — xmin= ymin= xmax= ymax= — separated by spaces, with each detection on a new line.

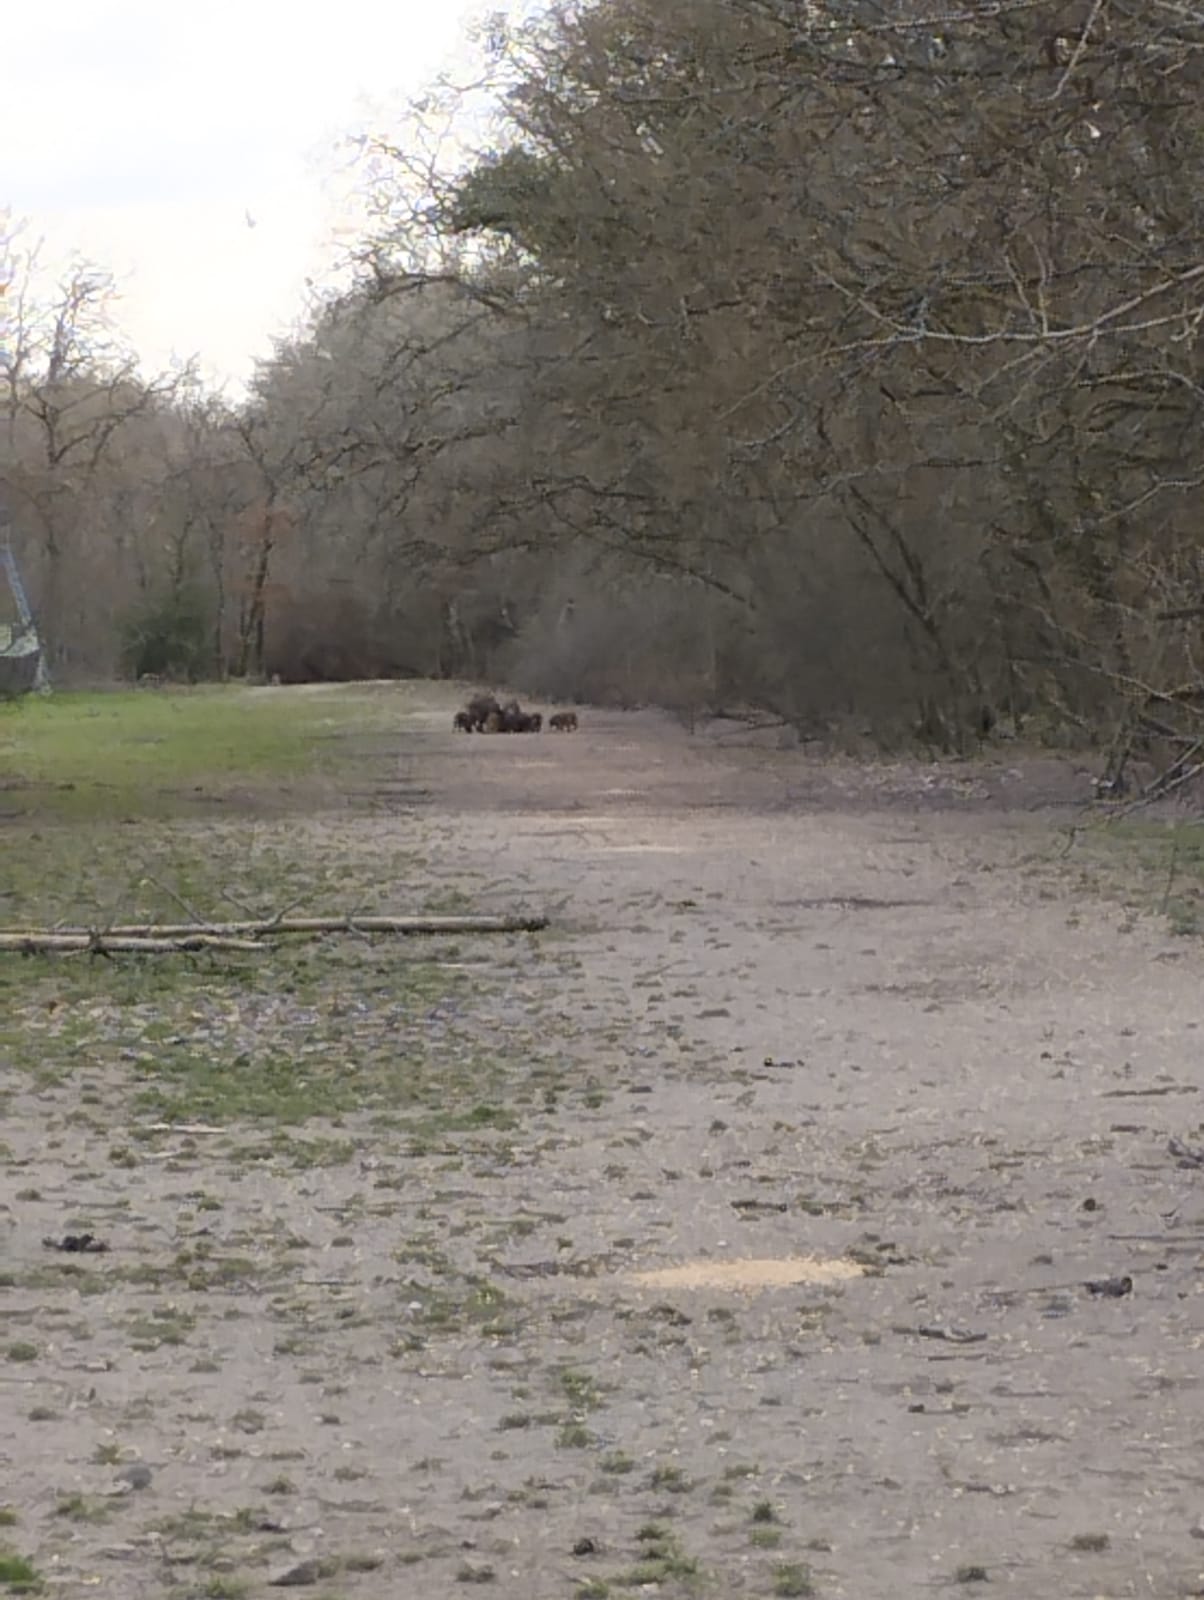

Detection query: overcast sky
xmin=0 ymin=0 xmax=507 ymax=393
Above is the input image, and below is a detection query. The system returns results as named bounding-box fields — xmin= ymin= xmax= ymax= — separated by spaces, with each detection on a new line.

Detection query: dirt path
xmin=395 ymin=706 xmax=1204 ymax=1592
xmin=3 ymin=693 xmax=1202 ymax=1599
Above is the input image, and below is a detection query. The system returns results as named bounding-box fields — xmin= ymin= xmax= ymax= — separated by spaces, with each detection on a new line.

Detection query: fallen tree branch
xmin=1 ymin=933 xmax=266 ymax=954
xmin=0 ymin=913 xmax=550 ymax=956
xmin=5 ymin=914 xmax=549 ymax=939
xmin=1102 ymin=742 xmax=1204 ymax=819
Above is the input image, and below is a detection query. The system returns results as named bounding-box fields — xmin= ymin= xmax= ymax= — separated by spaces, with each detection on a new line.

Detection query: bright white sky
xmin=0 ymin=0 xmax=512 ymax=395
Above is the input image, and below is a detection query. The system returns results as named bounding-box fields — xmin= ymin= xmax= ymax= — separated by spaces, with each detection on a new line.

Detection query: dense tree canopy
xmin=3 ymin=1 xmax=1203 ymax=770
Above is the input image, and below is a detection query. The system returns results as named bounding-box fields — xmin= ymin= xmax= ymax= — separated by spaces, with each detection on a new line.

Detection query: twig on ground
xmin=1057 ymin=824 xmax=1081 ymax=858
xmin=1160 ymin=834 xmax=1181 ymax=915
xmin=137 ymin=871 xmax=224 ymax=935
xmin=260 ymin=894 xmax=314 ymax=930
xmin=1105 ymin=742 xmax=1204 ymax=819
xmin=1168 ymin=1136 xmax=1204 ymax=1168
xmin=1107 ymin=1232 xmax=1204 ymax=1242
xmin=141 ymin=1123 xmax=227 ymax=1135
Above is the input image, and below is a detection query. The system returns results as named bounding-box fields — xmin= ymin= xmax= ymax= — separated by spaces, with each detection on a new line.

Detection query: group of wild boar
xmin=453 ymin=692 xmax=579 ymax=735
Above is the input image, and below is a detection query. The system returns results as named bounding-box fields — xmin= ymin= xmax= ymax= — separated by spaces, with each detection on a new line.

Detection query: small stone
xmin=115 ymin=1464 xmax=153 ymax=1491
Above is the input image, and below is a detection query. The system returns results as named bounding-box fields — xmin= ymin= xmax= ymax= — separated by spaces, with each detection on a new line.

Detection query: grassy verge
xmin=1 ymin=681 xmax=426 ymax=927
xmin=1052 ymin=815 xmax=1204 ymax=937
xmin=0 ymin=681 xmax=571 ymax=1143
xmin=0 ymin=682 xmax=414 ymax=823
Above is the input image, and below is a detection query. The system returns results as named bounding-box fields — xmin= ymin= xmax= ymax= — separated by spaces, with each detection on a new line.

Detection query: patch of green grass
xmin=153 ymin=1506 xmax=260 ymax=1547
xmin=0 ymin=686 xmax=383 ymax=824
xmin=0 ymin=1549 xmax=43 ymax=1593
xmin=557 ymin=1423 xmax=593 ymax=1449
xmin=403 ymin=1278 xmax=515 ymax=1340
xmin=122 ymin=957 xmax=471 ymax=1127
xmin=125 ymin=1305 xmax=197 ymax=1351
xmin=343 ymin=1552 xmax=383 ymax=1572
xmin=0 ymin=684 xmax=422 ymax=953
xmin=560 ymin=1368 xmax=604 ymax=1413
xmin=1065 ymin=819 xmax=1204 ymax=937
xmin=53 ymin=1495 xmax=110 ymax=1524
xmin=0 ymin=794 xmax=510 ymax=1136
xmin=0 ymin=683 xmax=597 ymax=1172
xmin=1 ymin=928 xmax=506 ymax=1130
xmin=1167 ymin=900 xmax=1200 ymax=937
xmin=612 ymin=1526 xmax=701 ymax=1590
xmin=198 ymin=1581 xmax=248 ymax=1600
xmin=456 ymin=1562 xmax=496 ymax=1583
xmin=772 ymin=1564 xmax=814 ymax=1597
xmin=5 ymin=1344 xmax=38 ymax=1365
xmin=154 ymin=1510 xmax=218 ymax=1541
xmin=0 ymin=1515 xmax=15 ymax=1530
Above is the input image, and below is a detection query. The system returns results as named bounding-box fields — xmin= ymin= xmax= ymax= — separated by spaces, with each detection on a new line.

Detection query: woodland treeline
xmin=3 ymin=0 xmax=1204 ymax=763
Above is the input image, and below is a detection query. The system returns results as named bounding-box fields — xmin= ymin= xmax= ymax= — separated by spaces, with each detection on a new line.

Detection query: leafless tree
xmin=4 ymin=1 xmax=1202 ymax=767
xmin=344 ymin=0 xmax=1204 ymax=749
xmin=1 ymin=250 xmax=188 ymax=671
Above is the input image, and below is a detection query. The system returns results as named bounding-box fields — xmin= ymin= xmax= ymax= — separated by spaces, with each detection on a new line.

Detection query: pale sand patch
xmin=625 ymin=1256 xmax=865 ymax=1291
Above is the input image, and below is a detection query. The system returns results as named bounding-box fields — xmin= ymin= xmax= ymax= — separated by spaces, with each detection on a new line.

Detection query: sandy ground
xmin=3 ymin=692 xmax=1203 ymax=1599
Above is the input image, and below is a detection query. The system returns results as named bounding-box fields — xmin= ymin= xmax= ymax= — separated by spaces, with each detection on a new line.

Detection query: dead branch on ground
xmin=0 ymin=933 xmax=266 ymax=954
xmin=12 ymin=913 xmax=547 ymax=938
xmin=0 ymin=912 xmax=549 ymax=956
